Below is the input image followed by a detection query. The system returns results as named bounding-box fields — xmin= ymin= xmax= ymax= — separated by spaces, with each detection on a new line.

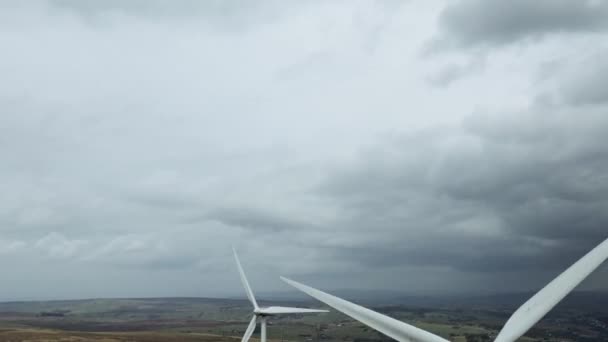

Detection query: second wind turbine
xmin=233 ymin=248 xmax=328 ymax=342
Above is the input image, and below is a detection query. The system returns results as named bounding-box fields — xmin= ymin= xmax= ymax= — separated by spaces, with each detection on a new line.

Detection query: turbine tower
xmin=282 ymin=236 xmax=608 ymax=342
xmin=233 ymin=248 xmax=328 ymax=342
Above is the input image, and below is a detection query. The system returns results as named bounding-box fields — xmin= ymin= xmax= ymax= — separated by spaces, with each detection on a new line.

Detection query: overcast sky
xmin=1 ymin=0 xmax=607 ymax=301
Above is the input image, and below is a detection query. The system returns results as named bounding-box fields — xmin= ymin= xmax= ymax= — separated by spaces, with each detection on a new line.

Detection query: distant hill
xmin=2 ymin=290 xmax=607 ymax=314
xmin=254 ymin=290 xmax=608 ymax=312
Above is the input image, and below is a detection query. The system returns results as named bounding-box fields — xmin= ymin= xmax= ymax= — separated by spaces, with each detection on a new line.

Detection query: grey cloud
xmin=426 ymin=58 xmax=484 ymax=87
xmin=50 ymin=0 xmax=237 ymax=16
xmin=206 ymin=207 xmax=316 ymax=232
xmin=83 ymin=236 xmax=201 ymax=270
xmin=426 ymin=63 xmax=472 ymax=87
xmin=534 ymin=52 xmax=608 ymax=107
xmin=333 ymin=235 xmax=585 ymax=273
xmin=34 ymin=232 xmax=88 ymax=259
xmin=432 ymin=0 xmax=608 ymax=49
xmin=47 ymin=0 xmax=291 ymax=29
xmin=559 ymin=56 xmax=608 ymax=106
xmin=320 ymin=108 xmax=608 ymax=276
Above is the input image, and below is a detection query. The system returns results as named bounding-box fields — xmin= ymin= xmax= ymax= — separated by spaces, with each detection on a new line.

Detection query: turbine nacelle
xmin=232 ymin=247 xmax=328 ymax=342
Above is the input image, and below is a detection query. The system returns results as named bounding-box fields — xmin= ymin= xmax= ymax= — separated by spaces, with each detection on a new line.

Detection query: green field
xmin=0 ymin=297 xmax=605 ymax=342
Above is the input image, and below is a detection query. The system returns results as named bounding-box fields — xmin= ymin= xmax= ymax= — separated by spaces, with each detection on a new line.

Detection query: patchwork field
xmin=0 ymin=294 xmax=606 ymax=342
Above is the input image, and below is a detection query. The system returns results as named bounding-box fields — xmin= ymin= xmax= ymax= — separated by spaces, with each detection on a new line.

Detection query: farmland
xmin=0 ymin=294 xmax=606 ymax=342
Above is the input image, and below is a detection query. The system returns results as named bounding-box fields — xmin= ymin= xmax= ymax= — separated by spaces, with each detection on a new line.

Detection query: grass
xmin=0 ymin=328 xmax=240 ymax=342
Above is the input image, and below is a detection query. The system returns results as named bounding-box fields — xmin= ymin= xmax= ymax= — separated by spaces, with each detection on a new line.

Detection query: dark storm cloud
xmin=433 ymin=0 xmax=608 ymax=49
xmin=320 ymin=108 xmax=608 ymax=273
xmin=333 ymin=236 xmax=585 ymax=273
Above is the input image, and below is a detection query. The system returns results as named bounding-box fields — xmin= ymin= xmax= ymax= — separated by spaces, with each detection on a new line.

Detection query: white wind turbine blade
xmin=495 ymin=237 xmax=608 ymax=342
xmin=233 ymin=247 xmax=259 ymax=310
xmin=258 ymin=306 xmax=329 ymax=315
xmin=281 ymin=277 xmax=449 ymax=342
xmin=241 ymin=315 xmax=257 ymax=342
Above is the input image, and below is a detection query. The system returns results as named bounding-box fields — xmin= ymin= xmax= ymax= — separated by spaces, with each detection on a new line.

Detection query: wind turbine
xmin=232 ymin=248 xmax=328 ymax=342
xmin=282 ymin=237 xmax=608 ymax=342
